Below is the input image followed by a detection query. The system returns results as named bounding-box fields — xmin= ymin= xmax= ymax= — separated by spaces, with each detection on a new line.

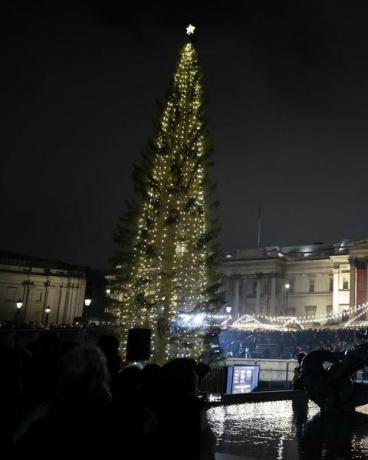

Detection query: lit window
xmin=305 ymin=306 xmax=316 ymax=319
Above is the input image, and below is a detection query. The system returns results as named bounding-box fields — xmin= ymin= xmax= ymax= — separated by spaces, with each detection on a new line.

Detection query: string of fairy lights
xmin=230 ymin=302 xmax=368 ymax=330
xmin=119 ymin=26 xmax=211 ymax=361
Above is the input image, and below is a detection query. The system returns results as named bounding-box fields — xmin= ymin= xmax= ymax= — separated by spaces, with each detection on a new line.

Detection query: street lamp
xmin=15 ymin=299 xmax=23 ymax=328
xmin=44 ymin=306 xmax=51 ymax=328
xmin=84 ymin=297 xmax=92 ymax=327
xmin=284 ymin=282 xmax=290 ymax=315
xmin=226 ymin=306 xmax=232 ymax=329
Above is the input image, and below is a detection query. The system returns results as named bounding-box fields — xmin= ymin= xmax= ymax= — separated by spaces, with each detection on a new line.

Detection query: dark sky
xmin=2 ymin=0 xmax=368 ymax=269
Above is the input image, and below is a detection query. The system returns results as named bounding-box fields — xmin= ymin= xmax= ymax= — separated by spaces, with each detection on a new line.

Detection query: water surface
xmin=207 ymin=400 xmax=368 ymax=459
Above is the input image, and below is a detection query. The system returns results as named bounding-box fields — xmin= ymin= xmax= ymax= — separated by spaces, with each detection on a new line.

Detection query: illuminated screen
xmin=226 ymin=365 xmax=260 ymax=394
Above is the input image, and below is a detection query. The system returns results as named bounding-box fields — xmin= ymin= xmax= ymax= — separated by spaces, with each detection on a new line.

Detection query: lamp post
xmin=84 ymin=297 xmax=92 ymax=328
xmin=226 ymin=306 xmax=232 ymax=329
xmin=284 ymin=282 xmax=290 ymax=316
xmin=15 ymin=299 xmax=23 ymax=329
xmin=44 ymin=306 xmax=51 ymax=328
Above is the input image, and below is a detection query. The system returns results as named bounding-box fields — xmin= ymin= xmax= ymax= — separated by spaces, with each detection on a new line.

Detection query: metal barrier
xmin=225 ymin=358 xmax=297 ymax=389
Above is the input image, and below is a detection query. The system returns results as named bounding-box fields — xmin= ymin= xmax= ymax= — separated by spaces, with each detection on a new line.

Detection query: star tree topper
xmin=186 ymin=24 xmax=196 ymax=35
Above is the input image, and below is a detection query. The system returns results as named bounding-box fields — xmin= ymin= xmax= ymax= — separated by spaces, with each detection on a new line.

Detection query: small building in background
xmin=0 ymin=250 xmax=86 ymax=326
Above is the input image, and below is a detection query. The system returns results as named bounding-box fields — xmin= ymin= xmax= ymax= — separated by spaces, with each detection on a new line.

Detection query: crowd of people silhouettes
xmin=219 ymin=328 xmax=363 ymax=359
xmin=1 ymin=334 xmax=216 ymax=459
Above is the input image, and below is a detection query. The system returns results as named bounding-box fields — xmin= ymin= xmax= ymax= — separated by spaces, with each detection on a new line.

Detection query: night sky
xmin=2 ymin=1 xmax=368 ymax=270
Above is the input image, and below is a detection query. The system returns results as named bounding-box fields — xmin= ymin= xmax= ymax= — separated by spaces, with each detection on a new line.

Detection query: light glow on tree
xmin=113 ymin=33 xmax=223 ymax=363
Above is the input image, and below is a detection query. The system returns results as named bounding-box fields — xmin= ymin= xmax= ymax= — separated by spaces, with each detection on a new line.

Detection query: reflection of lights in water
xmin=359 ymin=436 xmax=368 ymax=450
xmin=209 ymin=405 xmax=226 ymax=439
xmin=277 ymin=434 xmax=285 ymax=460
xmin=207 ymin=401 xmax=368 ymax=459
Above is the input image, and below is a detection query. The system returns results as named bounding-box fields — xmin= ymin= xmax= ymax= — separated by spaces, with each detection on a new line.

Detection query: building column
xmin=69 ymin=284 xmax=77 ymax=324
xmin=355 ymin=259 xmax=368 ymax=306
xmin=350 ymin=259 xmax=356 ymax=308
xmin=224 ymin=275 xmax=231 ymax=304
xmin=22 ymin=281 xmax=32 ymax=323
xmin=62 ymin=286 xmax=70 ymax=324
xmin=232 ymin=277 xmax=240 ymax=320
xmin=255 ymin=275 xmax=262 ymax=315
xmin=74 ymin=284 xmax=82 ymax=318
xmin=240 ymin=276 xmax=247 ymax=317
xmin=72 ymin=283 xmax=81 ymax=323
xmin=333 ymin=265 xmax=339 ymax=313
xmin=366 ymin=262 xmax=368 ymax=303
xmin=56 ymin=285 xmax=63 ymax=324
xmin=270 ymin=275 xmax=277 ymax=316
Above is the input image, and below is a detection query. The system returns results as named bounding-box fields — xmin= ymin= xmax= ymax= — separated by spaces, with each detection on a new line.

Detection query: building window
xmin=329 ymin=276 xmax=333 ymax=292
xmin=309 ymin=278 xmax=315 ymax=293
xmin=289 ymin=279 xmax=294 ymax=293
xmin=326 ymin=305 xmax=333 ymax=316
xmin=286 ymin=307 xmax=296 ymax=316
xmin=305 ymin=305 xmax=316 ymax=319
xmin=343 ymin=277 xmax=349 ymax=290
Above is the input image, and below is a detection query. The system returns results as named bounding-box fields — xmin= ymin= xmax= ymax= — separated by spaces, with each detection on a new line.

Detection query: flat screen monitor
xmin=226 ymin=365 xmax=260 ymax=394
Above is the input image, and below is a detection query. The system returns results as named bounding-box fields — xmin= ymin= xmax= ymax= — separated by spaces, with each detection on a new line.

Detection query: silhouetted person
xmin=24 ymin=335 xmax=61 ymax=411
xmin=112 ymin=364 xmax=141 ymax=406
xmin=110 ymin=364 xmax=142 ymax=456
xmin=15 ymin=344 xmax=113 ymax=456
xmin=61 ymin=340 xmax=80 ymax=356
xmin=196 ymin=362 xmax=209 ymax=386
xmin=137 ymin=363 xmax=161 ymax=406
xmin=0 ymin=346 xmax=27 ymax=453
xmin=293 ymin=352 xmax=306 ymax=390
xmin=153 ymin=358 xmax=215 ymax=460
xmin=97 ymin=334 xmax=121 ymax=379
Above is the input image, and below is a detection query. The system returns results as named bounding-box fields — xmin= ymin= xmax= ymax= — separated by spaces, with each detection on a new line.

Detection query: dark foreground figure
xmin=1 ymin=335 xmax=215 ymax=459
xmin=298 ymin=335 xmax=368 ymax=413
xmin=291 ymin=397 xmax=368 ymax=460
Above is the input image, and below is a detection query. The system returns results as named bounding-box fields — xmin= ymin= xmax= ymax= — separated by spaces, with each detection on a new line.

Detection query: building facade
xmin=0 ymin=251 xmax=86 ymax=325
xmin=221 ymin=240 xmax=368 ymax=321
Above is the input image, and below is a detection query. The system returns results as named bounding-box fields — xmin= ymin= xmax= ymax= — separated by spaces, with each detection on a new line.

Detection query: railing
xmin=200 ymin=366 xmax=227 ymax=394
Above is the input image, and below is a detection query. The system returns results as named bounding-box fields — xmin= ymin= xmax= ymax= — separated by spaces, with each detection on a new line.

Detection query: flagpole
xmin=257 ymin=205 xmax=262 ymax=249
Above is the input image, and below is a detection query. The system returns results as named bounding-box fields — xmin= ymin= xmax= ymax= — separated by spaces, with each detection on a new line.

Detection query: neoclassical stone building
xmin=0 ymin=250 xmax=86 ymax=325
xmin=221 ymin=239 xmax=368 ymax=321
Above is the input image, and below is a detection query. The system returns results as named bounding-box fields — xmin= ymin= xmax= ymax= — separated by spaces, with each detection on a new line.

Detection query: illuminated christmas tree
xmin=112 ymin=25 xmax=223 ymax=363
